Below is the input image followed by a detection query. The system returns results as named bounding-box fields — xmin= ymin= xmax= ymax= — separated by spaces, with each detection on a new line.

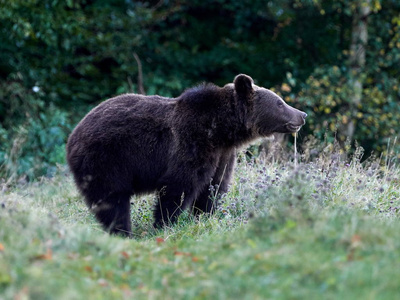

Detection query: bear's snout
xmin=284 ymin=109 xmax=307 ymax=133
xmin=299 ymin=112 xmax=307 ymax=125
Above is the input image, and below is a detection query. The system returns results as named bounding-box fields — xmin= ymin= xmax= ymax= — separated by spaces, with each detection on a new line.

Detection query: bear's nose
xmin=302 ymin=112 xmax=307 ymax=119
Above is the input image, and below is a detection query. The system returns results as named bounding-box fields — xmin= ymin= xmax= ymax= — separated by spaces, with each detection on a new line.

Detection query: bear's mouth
xmin=286 ymin=123 xmax=303 ymax=133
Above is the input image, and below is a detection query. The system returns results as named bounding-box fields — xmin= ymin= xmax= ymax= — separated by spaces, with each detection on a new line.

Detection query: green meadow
xmin=1 ymin=148 xmax=400 ymax=299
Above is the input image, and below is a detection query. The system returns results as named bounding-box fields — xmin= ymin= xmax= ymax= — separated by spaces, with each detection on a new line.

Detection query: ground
xmin=1 ymin=146 xmax=400 ymax=299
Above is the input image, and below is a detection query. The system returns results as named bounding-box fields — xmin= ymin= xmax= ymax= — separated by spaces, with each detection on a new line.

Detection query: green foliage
xmin=283 ymin=0 xmax=400 ymax=157
xmin=297 ymin=63 xmax=400 ymax=156
xmin=0 ymin=0 xmax=399 ymax=180
xmin=0 ymin=0 xmax=150 ymax=105
xmin=0 ymin=79 xmax=70 ymax=181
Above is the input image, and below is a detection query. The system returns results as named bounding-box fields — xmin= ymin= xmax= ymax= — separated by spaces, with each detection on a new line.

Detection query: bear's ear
xmin=234 ymin=74 xmax=254 ymax=96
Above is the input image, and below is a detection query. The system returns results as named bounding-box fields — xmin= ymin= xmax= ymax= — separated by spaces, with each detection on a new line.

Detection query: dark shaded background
xmin=0 ymin=0 xmax=399 ymax=180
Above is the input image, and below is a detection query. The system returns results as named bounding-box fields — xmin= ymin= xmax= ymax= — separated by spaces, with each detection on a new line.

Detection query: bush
xmin=0 ymin=80 xmax=70 ymax=182
xmin=295 ymin=64 xmax=400 ymax=158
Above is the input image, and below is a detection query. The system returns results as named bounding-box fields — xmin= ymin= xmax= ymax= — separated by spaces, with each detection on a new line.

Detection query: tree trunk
xmin=344 ymin=0 xmax=370 ymax=141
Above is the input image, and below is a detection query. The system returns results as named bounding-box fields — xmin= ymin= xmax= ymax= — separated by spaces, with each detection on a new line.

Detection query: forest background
xmin=0 ymin=0 xmax=399 ymax=181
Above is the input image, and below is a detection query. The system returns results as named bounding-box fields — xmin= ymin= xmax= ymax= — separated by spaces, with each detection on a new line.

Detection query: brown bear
xmin=66 ymin=74 xmax=306 ymax=237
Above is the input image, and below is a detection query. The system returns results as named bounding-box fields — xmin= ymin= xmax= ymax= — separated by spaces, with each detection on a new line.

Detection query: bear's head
xmin=233 ymin=74 xmax=307 ymax=137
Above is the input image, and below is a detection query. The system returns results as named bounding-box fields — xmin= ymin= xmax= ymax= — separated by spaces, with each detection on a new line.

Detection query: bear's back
xmin=71 ymin=94 xmax=175 ymax=142
xmin=66 ymin=93 xmax=177 ymax=194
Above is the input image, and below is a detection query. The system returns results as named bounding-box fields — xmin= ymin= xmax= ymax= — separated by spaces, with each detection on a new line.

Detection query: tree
xmin=345 ymin=0 xmax=371 ymax=142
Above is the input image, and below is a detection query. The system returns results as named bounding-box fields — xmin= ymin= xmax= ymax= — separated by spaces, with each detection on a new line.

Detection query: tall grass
xmin=0 ymin=144 xmax=399 ymax=299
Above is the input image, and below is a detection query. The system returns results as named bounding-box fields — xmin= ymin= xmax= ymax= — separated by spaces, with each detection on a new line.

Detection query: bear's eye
xmin=277 ymin=100 xmax=284 ymax=107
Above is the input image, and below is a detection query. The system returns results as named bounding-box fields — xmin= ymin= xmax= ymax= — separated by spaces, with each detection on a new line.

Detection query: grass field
xmin=1 ymin=147 xmax=400 ymax=299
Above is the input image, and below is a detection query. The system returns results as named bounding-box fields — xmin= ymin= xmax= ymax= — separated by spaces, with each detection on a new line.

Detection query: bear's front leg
xmin=192 ymin=149 xmax=236 ymax=216
xmin=153 ymin=184 xmax=196 ymax=228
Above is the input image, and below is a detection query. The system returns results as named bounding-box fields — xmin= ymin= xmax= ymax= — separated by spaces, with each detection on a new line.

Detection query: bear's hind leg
xmin=90 ymin=192 xmax=132 ymax=238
